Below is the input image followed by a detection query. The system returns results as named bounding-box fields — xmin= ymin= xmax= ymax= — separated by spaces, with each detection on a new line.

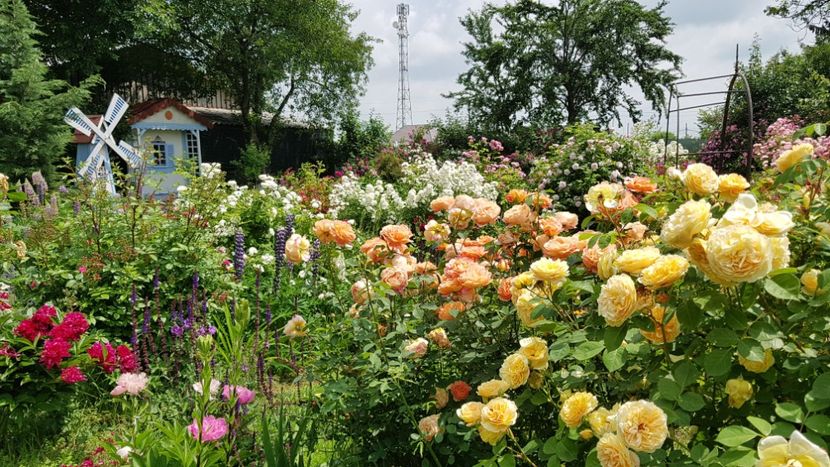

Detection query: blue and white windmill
xmin=64 ymin=94 xmax=144 ymax=194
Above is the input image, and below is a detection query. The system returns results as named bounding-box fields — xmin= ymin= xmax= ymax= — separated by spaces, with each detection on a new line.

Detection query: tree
xmin=766 ymin=0 xmax=830 ymax=42
xmin=0 ymin=0 xmax=97 ymax=183
xmin=137 ymin=0 xmax=374 ymax=145
xmin=447 ymin=0 xmax=681 ymax=133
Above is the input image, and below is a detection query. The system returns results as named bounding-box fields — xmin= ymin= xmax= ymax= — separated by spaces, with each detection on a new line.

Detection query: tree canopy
xmin=447 ymin=0 xmax=682 ymax=133
xmin=766 ymin=0 xmax=830 ymax=42
xmin=0 ymin=0 xmax=97 ymax=183
xmin=137 ymin=0 xmax=375 ymax=145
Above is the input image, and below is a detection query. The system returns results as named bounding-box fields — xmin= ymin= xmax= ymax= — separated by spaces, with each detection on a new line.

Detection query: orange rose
xmin=618 ymin=190 xmax=638 ymax=211
xmin=497 ymin=277 xmax=514 ymax=301
xmin=538 ymin=217 xmax=564 ymax=237
xmin=542 ymin=236 xmax=586 ymax=260
xmin=430 ymin=196 xmax=455 ymax=212
xmin=625 ymin=176 xmax=658 ymax=194
xmin=623 ymin=222 xmax=647 ymax=244
xmin=381 ymin=267 xmax=409 ymax=293
xmin=380 ymin=224 xmax=412 ymax=253
xmin=313 ymin=219 xmax=335 ymax=243
xmin=351 ymin=279 xmax=371 ymax=304
xmin=528 ymin=192 xmax=553 ymax=210
xmin=503 ymin=204 xmax=534 ymax=228
xmin=459 ymin=261 xmax=492 ymax=289
xmin=330 ymin=220 xmax=356 ymax=246
xmin=454 ymin=194 xmax=476 ymax=211
xmin=448 ymin=207 xmax=472 ymax=230
xmin=360 ymin=237 xmax=388 ymax=263
xmin=424 ymin=220 xmax=451 ymax=243
xmin=472 ymin=199 xmax=501 ymax=226
xmin=448 ymin=380 xmax=472 ymax=402
xmin=554 ymin=211 xmax=579 ymax=231
xmin=415 ymin=261 xmax=437 ymax=274
xmin=436 ymin=301 xmax=466 ymax=320
xmin=505 ymin=189 xmax=529 ymax=204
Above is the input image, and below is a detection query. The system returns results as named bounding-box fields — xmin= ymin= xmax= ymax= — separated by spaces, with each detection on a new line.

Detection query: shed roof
xmin=189 ymin=106 xmax=312 ymax=129
xmin=71 ymin=115 xmax=102 ymax=144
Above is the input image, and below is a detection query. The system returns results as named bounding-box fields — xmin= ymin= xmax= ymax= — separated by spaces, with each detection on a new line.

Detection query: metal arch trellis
xmin=663 ymin=46 xmax=754 ymax=177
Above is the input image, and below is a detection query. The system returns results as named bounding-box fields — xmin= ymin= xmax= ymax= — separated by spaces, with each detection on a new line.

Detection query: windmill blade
xmin=64 ymin=107 xmax=98 ymax=137
xmin=114 ymin=141 xmax=144 ymax=168
xmin=79 ymin=147 xmax=106 ymax=180
xmin=78 ymin=138 xmax=106 ymax=178
xmin=103 ymin=94 xmax=128 ymax=126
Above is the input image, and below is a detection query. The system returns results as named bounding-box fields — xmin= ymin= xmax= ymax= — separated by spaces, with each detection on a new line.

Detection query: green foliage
xmin=448 ymin=0 xmax=681 ymax=133
xmin=766 ymin=0 xmax=830 ymax=42
xmin=0 ymin=0 xmax=98 ymax=184
xmin=137 ymin=0 xmax=374 ymax=144
xmin=233 ymin=144 xmax=272 ymax=185
xmin=337 ymin=110 xmax=392 ymax=161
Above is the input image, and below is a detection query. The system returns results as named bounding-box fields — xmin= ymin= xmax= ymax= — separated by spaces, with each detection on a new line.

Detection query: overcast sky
xmin=348 ymin=0 xmax=813 ymax=137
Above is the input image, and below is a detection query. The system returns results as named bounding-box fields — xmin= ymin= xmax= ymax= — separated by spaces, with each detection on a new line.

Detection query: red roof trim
xmin=127 ymin=98 xmax=214 ymax=129
xmin=72 ymin=115 xmax=102 ymax=144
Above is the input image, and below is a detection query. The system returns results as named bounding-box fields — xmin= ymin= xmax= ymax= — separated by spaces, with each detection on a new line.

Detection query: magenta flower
xmin=222 ymin=385 xmax=255 ymax=405
xmin=188 ymin=415 xmax=228 ymax=442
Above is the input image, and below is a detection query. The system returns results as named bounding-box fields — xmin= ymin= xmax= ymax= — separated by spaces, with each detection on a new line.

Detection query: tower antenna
xmin=394 ymin=4 xmax=412 ymax=130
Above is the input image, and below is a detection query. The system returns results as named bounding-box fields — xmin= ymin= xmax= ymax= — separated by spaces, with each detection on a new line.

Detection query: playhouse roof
xmin=71 ymin=115 xmax=102 ymax=144
xmin=128 ymin=98 xmax=214 ymax=128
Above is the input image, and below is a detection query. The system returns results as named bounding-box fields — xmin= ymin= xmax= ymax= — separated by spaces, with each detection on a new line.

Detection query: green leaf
xmin=737 ymin=339 xmax=765 ymax=361
xmin=542 ymin=436 xmax=557 ymax=455
xmin=806 ymin=415 xmax=830 ymax=435
xmin=498 ymin=454 xmax=516 ymax=467
xmin=549 ymin=341 xmax=570 ymax=362
xmin=603 ymin=325 xmax=626 ymax=351
xmin=635 ymin=203 xmax=658 ymax=219
xmin=775 ymin=402 xmax=804 ymax=424
xmin=553 ymin=438 xmax=578 ymax=462
xmin=805 ymin=391 xmax=830 ymax=412
xmin=746 ymin=416 xmax=772 ymax=436
xmin=704 ymin=349 xmax=732 ymax=377
xmin=678 ymin=392 xmax=705 ymax=412
xmin=673 ymin=361 xmax=700 ymax=388
xmin=716 ymin=426 xmax=759 ymax=447
xmin=573 ymin=341 xmax=605 ymax=361
xmin=764 ymin=274 xmax=801 ymax=301
xmin=708 ymin=328 xmax=739 ymax=347
xmin=811 ymin=373 xmax=830 ymax=400
xmin=602 ymin=348 xmax=625 ymax=372
xmin=658 ymin=378 xmax=682 ymax=401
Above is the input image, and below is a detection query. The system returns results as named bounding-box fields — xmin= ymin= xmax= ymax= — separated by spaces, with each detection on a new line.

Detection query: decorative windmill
xmin=64 ymin=94 xmax=144 ymax=194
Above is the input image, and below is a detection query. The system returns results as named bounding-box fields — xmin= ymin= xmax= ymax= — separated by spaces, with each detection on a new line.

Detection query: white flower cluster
xmin=400 ymin=152 xmax=499 ymax=203
xmin=328 ymin=152 xmax=498 ymax=224
xmin=648 ymin=139 xmax=688 ymax=165
xmin=328 ymin=173 xmax=407 ymax=223
xmin=199 ymin=163 xmax=222 ymax=179
xmin=257 ymin=174 xmax=303 ymax=212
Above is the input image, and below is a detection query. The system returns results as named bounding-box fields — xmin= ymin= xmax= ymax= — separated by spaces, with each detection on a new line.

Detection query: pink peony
xmin=49 ymin=312 xmax=89 ymax=341
xmin=222 ymin=385 xmax=255 ymax=405
xmin=111 ymin=372 xmax=149 ymax=396
xmin=61 ymin=366 xmax=86 ymax=384
xmin=40 ymin=338 xmax=71 ymax=368
xmin=188 ymin=415 xmax=229 ymax=443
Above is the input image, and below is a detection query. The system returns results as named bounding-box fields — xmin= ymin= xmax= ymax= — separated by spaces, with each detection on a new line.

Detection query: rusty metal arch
xmin=663 ymin=46 xmax=754 ymax=177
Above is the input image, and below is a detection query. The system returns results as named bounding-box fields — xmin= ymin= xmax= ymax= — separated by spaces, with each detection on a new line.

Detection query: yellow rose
xmin=640 ymin=304 xmax=680 ymax=344
xmin=614 ymin=247 xmax=661 ymax=275
xmin=579 ymin=429 xmax=594 ymax=440
xmin=480 ymin=397 xmax=518 ymax=433
xmin=529 ymin=258 xmax=569 ymax=285
xmin=584 ymin=182 xmax=625 ymax=214
xmin=770 ymin=236 xmax=791 ymax=271
xmin=511 ymin=271 xmax=537 ymax=296
xmin=515 ymin=289 xmax=543 ymax=328
xmin=598 ymin=274 xmax=638 ymax=327
xmin=435 ymin=387 xmax=449 ymax=409
xmin=775 ymin=143 xmax=814 ymax=172
xmin=802 ymin=269 xmax=820 ymax=296
xmin=757 ymin=430 xmax=830 ymax=466
xmin=284 ymin=234 xmax=311 ymax=264
xmin=597 ymin=248 xmax=619 ymax=281
xmin=739 ymin=349 xmax=775 ymax=373
xmin=456 ymin=401 xmax=483 ymax=427
xmin=587 ymin=407 xmax=615 ymax=437
xmin=706 ymin=225 xmax=773 ymax=284
xmin=718 ymin=173 xmax=750 ymax=202
xmin=615 ymin=400 xmax=668 ymax=453
xmin=683 ymin=163 xmax=719 ymax=196
xmin=478 ymin=425 xmax=505 ymax=445
xmin=477 ymin=379 xmax=510 ymax=400
xmin=418 ymin=414 xmax=442 ymax=441
xmin=639 ymin=255 xmax=689 ymax=289
xmin=499 ymin=353 xmax=530 ymax=389
xmin=519 ymin=337 xmax=549 ymax=370
xmin=660 ymin=199 xmax=711 ymax=249
xmin=527 ymin=371 xmax=544 ymax=389
xmin=597 ymin=433 xmax=641 ymax=467
xmin=559 ymin=391 xmax=599 ymax=428
xmin=754 ymin=210 xmax=794 ymax=237
xmin=725 ymin=378 xmax=753 ymax=408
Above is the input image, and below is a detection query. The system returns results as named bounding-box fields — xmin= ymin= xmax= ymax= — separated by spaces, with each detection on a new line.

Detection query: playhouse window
xmin=186 ymin=132 xmax=199 ymax=159
xmin=151 ymin=139 xmax=167 ymax=166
